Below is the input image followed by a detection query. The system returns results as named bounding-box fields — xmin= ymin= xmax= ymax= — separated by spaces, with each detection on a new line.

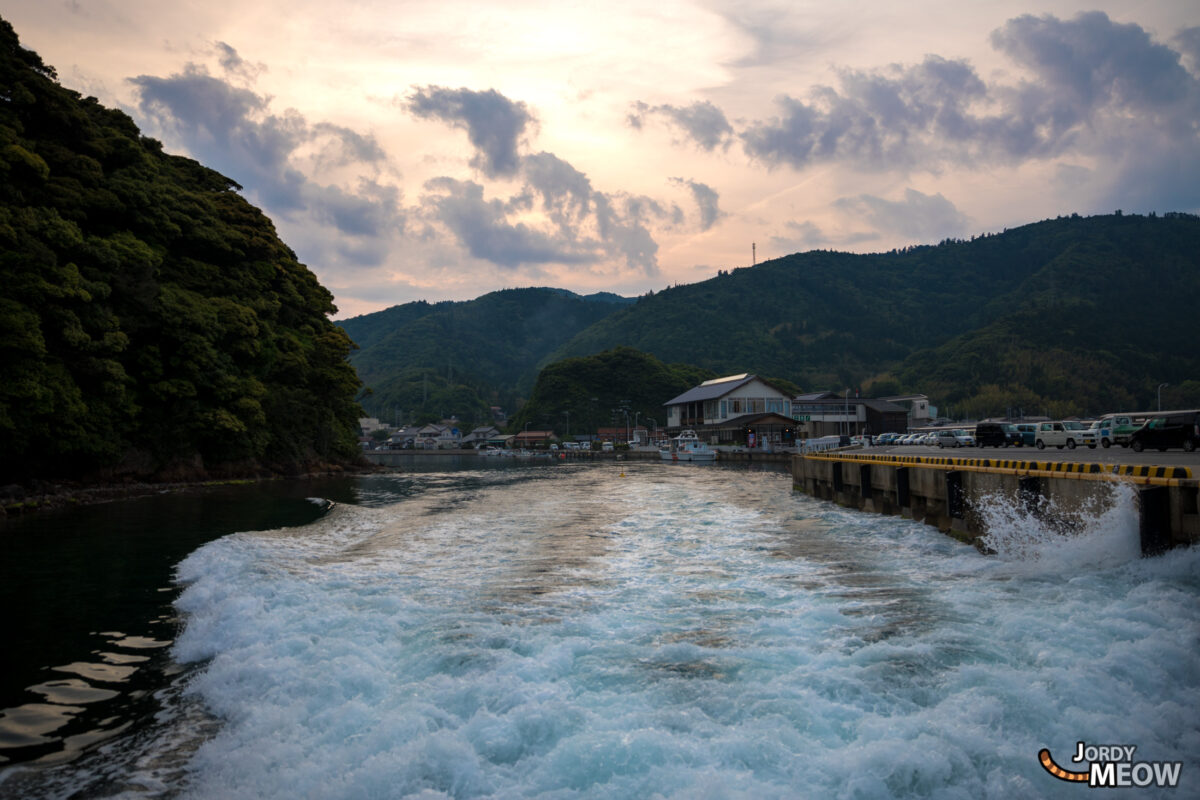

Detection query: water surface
xmin=2 ymin=461 xmax=1196 ymax=798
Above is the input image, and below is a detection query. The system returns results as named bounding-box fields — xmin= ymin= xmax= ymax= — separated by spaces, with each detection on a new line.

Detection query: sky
xmin=4 ymin=1 xmax=1199 ymax=319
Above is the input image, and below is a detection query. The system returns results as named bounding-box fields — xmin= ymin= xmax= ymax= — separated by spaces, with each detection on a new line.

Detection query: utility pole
xmin=752 ymin=242 xmax=756 ymax=266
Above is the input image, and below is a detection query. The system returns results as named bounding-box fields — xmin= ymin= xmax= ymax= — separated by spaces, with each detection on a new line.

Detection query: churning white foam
xmin=138 ymin=468 xmax=1200 ymax=798
xmin=973 ymin=480 xmax=1142 ymax=568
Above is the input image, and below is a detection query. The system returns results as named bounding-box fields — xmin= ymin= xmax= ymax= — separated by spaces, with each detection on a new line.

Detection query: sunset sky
xmin=5 ymin=1 xmax=1199 ymax=318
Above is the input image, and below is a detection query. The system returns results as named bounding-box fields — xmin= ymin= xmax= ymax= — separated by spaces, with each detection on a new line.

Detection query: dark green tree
xmin=0 ymin=17 xmax=362 ymax=481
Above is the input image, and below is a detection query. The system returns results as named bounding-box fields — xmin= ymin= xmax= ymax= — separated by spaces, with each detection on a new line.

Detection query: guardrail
xmin=802 ymin=450 xmax=1193 ymax=486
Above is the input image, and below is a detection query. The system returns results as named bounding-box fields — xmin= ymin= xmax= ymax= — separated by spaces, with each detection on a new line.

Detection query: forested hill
xmin=0 ymin=18 xmax=362 ymax=483
xmin=547 ymin=213 xmax=1200 ymax=418
xmin=338 ymin=288 xmax=631 ymax=423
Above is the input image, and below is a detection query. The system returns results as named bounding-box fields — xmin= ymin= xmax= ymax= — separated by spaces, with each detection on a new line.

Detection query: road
xmin=866 ymin=443 xmax=1200 ymax=468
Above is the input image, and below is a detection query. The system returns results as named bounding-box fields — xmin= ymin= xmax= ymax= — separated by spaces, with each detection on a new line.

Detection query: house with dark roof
xmin=663 ymin=374 xmax=798 ymax=447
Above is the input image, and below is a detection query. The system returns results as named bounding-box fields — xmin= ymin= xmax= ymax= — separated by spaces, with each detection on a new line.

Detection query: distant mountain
xmin=545 ymin=213 xmax=1200 ymax=418
xmin=338 ymin=287 xmax=629 ymax=423
xmin=341 ymin=213 xmax=1200 ymax=429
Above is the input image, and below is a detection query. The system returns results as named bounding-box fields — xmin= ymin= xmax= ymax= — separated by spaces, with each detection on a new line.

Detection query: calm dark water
xmin=0 ymin=477 xmax=364 ymax=767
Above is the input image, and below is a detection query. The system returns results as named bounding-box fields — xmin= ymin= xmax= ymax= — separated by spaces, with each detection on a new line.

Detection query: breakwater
xmin=793 ymin=451 xmax=1199 ymax=554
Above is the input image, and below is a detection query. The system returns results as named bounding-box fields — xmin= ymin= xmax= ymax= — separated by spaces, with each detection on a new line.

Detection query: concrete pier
xmin=793 ymin=451 xmax=1199 ymax=554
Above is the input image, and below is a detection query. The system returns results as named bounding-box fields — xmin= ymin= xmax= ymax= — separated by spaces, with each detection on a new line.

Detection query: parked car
xmin=953 ymin=429 xmax=976 ymax=447
xmin=1087 ymin=419 xmax=1114 ymax=448
xmin=1128 ymin=413 xmax=1200 ymax=452
xmin=1034 ymin=421 xmax=1098 ymax=450
xmin=975 ymin=422 xmax=1021 ymax=447
xmin=1015 ymin=423 xmax=1037 ymax=447
xmin=1093 ymin=414 xmax=1146 ymax=447
xmin=932 ymin=430 xmax=960 ymax=448
xmin=1063 ymin=421 xmax=1097 ymax=447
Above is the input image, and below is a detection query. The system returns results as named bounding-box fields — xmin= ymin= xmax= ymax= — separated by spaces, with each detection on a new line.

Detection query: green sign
xmin=793 ymin=415 xmax=810 ymax=422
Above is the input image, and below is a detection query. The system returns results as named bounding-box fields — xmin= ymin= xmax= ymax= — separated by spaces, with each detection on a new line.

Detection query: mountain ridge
xmin=342 ymin=212 xmax=1200 ymax=426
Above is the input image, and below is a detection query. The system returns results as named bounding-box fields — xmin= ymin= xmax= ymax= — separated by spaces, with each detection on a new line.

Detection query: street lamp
xmin=1158 ymin=383 xmax=1169 ymax=411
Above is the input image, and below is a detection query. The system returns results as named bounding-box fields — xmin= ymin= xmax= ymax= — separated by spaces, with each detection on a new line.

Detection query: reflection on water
xmin=0 ymin=477 xmax=358 ymax=768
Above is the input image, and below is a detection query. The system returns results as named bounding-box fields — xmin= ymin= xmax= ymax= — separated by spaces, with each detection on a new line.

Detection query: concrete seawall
xmin=792 ymin=451 xmax=1199 ymax=554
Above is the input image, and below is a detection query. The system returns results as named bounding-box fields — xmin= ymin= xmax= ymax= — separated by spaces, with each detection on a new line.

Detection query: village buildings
xmin=363 ymin=375 xmax=923 ymax=450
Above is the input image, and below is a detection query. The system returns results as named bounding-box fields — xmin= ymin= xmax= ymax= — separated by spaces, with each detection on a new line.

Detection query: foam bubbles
xmin=974 ymin=480 xmax=1142 ymax=568
xmin=77 ymin=465 xmax=1200 ymax=798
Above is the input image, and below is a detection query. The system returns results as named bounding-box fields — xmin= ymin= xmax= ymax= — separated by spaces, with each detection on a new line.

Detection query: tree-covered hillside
xmin=338 ymin=288 xmax=630 ymax=424
xmin=0 ymin=18 xmax=362 ymax=482
xmin=509 ymin=347 xmax=715 ymax=437
xmin=547 ymin=213 xmax=1200 ymax=417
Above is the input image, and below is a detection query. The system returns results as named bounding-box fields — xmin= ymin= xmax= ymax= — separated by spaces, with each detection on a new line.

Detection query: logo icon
xmin=1039 ymin=742 xmax=1182 ymax=789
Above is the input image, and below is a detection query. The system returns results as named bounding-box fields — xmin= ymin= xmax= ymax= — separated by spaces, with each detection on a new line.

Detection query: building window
xmin=732 ymin=399 xmax=742 ymax=414
xmin=720 ymin=400 xmax=727 ymax=418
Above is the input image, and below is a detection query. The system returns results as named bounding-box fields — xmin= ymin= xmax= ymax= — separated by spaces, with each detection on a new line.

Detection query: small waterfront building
xmin=790 ymin=393 xmax=908 ymax=438
xmin=595 ymin=426 xmax=648 ymax=445
xmin=358 ymin=417 xmax=389 ymax=435
xmin=461 ymin=426 xmax=502 ymax=449
xmin=881 ymin=394 xmax=938 ymax=428
xmin=663 ymin=374 xmax=796 ymax=446
xmin=513 ymin=430 xmax=554 ymax=448
xmin=388 ymin=425 xmax=422 ymax=449
xmin=416 ymin=423 xmax=462 ymax=449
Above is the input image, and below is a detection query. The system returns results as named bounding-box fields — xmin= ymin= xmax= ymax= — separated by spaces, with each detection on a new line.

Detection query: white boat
xmin=660 ymin=430 xmax=717 ymax=462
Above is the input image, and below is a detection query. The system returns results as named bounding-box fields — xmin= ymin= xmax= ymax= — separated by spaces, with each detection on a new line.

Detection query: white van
xmin=1034 ymin=421 xmax=1098 ymax=450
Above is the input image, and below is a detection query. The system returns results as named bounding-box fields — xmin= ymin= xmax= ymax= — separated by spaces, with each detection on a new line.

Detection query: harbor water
xmin=1 ymin=460 xmax=1197 ymax=798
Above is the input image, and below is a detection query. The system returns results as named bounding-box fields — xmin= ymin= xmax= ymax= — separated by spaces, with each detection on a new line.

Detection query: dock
xmin=792 ymin=450 xmax=1199 ymax=554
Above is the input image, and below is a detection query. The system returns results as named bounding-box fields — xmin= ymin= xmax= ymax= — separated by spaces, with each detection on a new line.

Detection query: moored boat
xmin=660 ymin=430 xmax=717 ymax=462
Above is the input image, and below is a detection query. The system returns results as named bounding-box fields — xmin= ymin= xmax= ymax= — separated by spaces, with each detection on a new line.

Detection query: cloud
xmin=406 ymin=86 xmax=535 ymax=177
xmin=628 ymin=100 xmax=734 ymax=151
xmin=129 ymin=63 xmax=402 ymax=266
xmin=834 ymin=188 xmax=970 ymax=241
xmin=992 ymin=12 xmax=1196 ymax=118
xmin=669 ymin=177 xmax=724 ymax=231
xmin=213 ymin=41 xmax=265 ymax=84
xmin=1177 ymin=26 xmax=1200 ymax=73
xmin=518 ymin=151 xmax=595 ymax=233
xmin=417 ymin=151 xmax=670 ymax=275
xmin=689 ymin=11 xmax=1200 ymax=185
xmin=421 ymin=176 xmax=595 ymax=268
xmin=740 ymin=55 xmax=989 ymax=171
xmin=768 ymin=220 xmax=880 ymax=255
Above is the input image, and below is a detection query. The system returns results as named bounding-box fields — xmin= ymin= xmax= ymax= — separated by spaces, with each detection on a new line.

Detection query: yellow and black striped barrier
xmin=803 ymin=451 xmax=1194 ymax=486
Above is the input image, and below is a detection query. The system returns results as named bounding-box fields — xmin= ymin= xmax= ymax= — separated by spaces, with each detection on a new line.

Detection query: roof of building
xmin=711 ymin=412 xmax=799 ymax=429
xmin=514 ymin=430 xmax=554 ymax=440
xmin=663 ymin=374 xmax=759 ymax=406
xmin=860 ymin=398 xmax=907 ymax=413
